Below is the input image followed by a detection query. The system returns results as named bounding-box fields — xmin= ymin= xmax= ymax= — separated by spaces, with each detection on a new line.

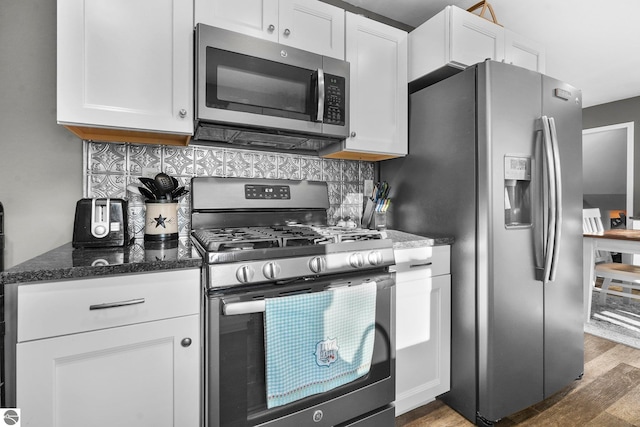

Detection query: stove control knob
xmin=262 ymin=262 xmax=281 ymax=280
xmin=349 ymin=253 xmax=365 ymax=268
xmin=368 ymin=251 xmax=384 ymax=266
xmin=309 ymin=256 xmax=327 ymax=273
xmin=236 ymin=265 xmax=255 ymax=283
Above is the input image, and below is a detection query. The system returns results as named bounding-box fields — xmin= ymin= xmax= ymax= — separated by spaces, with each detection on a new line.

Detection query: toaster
xmin=73 ymin=198 xmax=131 ymax=248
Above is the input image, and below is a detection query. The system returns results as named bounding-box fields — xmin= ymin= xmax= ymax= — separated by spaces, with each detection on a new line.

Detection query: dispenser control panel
xmin=504 ymin=156 xmax=531 ymax=181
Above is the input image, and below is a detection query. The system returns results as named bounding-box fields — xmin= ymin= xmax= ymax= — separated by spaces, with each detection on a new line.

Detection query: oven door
xmin=205 ymin=270 xmax=395 ymax=427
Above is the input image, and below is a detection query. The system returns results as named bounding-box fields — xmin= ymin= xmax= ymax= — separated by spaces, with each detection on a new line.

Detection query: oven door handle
xmin=223 ymin=300 xmax=266 ymax=316
xmin=221 ymin=277 xmax=394 ymax=316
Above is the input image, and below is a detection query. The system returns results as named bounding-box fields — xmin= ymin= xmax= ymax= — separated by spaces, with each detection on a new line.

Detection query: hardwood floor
xmin=395 ymin=333 xmax=640 ymax=426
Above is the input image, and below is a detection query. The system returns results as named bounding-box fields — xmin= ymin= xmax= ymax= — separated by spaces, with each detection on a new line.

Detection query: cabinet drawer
xmin=392 ymin=245 xmax=450 ymax=276
xmin=18 ymin=269 xmax=200 ymax=342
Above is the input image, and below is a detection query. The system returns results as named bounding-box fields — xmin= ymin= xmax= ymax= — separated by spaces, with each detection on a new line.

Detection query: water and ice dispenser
xmin=504 ymin=156 xmax=532 ymax=228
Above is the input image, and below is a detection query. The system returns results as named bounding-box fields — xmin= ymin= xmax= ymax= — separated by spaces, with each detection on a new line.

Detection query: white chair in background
xmin=583 ymin=208 xmax=640 ymax=304
xmin=583 ymin=208 xmax=612 ymax=264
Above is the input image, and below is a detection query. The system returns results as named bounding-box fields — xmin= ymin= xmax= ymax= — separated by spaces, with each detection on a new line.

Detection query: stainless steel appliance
xmin=380 ymin=61 xmax=584 ymax=425
xmin=194 ymin=24 xmax=349 ymax=153
xmin=190 ymin=177 xmax=396 ymax=427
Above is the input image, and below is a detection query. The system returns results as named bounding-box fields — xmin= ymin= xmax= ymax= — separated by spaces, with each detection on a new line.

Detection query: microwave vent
xmin=194 ymin=125 xmax=240 ymax=142
xmin=193 ymin=122 xmax=340 ymax=154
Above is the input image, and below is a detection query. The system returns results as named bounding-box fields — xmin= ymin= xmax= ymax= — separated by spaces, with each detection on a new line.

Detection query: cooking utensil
xmin=170 ymin=186 xmax=189 ymax=201
xmin=138 ymin=187 xmax=156 ymax=200
xmin=139 ymin=177 xmax=160 ymax=195
xmin=154 ymin=172 xmax=175 ymax=199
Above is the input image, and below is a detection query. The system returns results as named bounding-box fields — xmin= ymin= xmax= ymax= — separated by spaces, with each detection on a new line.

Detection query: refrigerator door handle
xmin=541 ymin=116 xmax=557 ymax=284
xmin=548 ymin=117 xmax=563 ymax=281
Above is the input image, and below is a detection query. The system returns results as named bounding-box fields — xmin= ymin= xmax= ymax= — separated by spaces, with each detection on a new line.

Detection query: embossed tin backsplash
xmin=84 ymin=141 xmax=373 ymax=239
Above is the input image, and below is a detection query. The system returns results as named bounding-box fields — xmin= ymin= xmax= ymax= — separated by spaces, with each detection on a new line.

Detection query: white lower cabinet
xmin=393 ymin=245 xmax=451 ymax=416
xmin=15 ymin=269 xmax=201 ymax=427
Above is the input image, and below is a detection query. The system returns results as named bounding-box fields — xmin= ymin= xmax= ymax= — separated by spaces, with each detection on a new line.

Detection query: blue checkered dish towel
xmin=264 ymin=281 xmax=377 ymax=408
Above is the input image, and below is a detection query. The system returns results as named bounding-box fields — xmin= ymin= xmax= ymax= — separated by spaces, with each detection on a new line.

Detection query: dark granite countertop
xmin=384 ymin=229 xmax=454 ymax=249
xmin=1 ymin=238 xmax=202 ymax=285
xmin=1 ymin=230 xmax=451 ymax=286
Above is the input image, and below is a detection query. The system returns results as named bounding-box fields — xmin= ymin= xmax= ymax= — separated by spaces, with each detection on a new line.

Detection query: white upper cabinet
xmin=409 ymin=5 xmax=545 ymax=84
xmin=321 ymin=12 xmax=408 ymax=161
xmin=57 ymin=0 xmax=193 ymax=146
xmin=504 ymin=29 xmax=546 ymax=73
xmin=448 ymin=5 xmax=504 ymax=70
xmin=195 ymin=0 xmax=345 ymax=59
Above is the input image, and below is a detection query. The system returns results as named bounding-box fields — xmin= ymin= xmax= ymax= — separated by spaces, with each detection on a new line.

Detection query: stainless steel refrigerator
xmin=380 ymin=61 xmax=584 ymax=425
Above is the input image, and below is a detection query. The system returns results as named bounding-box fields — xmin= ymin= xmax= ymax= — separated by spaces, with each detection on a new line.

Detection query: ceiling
xmin=341 ymin=0 xmax=640 ymax=108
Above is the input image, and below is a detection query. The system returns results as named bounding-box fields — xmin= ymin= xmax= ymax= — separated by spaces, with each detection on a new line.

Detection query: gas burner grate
xmin=192 ymin=229 xmax=281 ymax=252
xmin=192 ymin=225 xmax=386 ymax=254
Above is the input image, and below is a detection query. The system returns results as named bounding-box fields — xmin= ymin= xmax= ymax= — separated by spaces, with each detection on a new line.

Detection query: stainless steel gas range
xmin=190 ymin=177 xmax=396 ymax=427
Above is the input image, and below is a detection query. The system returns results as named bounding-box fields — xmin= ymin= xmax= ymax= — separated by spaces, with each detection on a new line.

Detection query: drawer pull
xmin=89 ymin=298 xmax=145 ymax=310
xmin=409 ymin=262 xmax=433 ymax=268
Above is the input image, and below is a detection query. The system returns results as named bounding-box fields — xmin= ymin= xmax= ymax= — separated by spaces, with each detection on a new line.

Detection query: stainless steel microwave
xmin=194 ymin=24 xmax=350 ymax=152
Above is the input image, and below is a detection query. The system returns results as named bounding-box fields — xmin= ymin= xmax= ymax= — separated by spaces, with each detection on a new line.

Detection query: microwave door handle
xmin=316 ymin=68 xmax=325 ymax=122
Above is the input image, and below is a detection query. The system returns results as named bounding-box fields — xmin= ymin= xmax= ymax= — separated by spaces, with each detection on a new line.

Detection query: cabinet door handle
xmin=89 ymin=298 xmax=145 ymax=310
xmin=409 ymin=262 xmax=432 ymax=268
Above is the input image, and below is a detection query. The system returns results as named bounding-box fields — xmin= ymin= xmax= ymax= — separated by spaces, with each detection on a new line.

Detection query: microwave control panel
xmin=324 ymin=74 xmax=345 ymax=126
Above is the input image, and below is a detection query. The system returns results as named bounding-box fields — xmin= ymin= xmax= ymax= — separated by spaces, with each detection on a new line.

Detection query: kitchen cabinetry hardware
xmin=268 ymin=24 xmax=275 ymax=32
xmin=283 ymin=28 xmax=291 ymax=36
xmin=89 ymin=298 xmax=145 ymax=311
xmin=179 ymin=109 xmax=187 ymax=118
xmin=350 ymin=131 xmax=356 ymax=137
xmin=181 ymin=338 xmax=192 ymax=347
xmin=409 ymin=262 xmax=433 ymax=268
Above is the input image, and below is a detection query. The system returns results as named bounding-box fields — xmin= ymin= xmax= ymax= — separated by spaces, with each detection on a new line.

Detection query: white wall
xmin=0 ymin=0 xmax=83 ymax=268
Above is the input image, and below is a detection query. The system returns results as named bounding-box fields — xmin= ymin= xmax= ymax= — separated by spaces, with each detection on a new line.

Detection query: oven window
xmin=206 ymin=48 xmax=313 ymax=121
xmin=213 ymin=282 xmax=392 ymax=426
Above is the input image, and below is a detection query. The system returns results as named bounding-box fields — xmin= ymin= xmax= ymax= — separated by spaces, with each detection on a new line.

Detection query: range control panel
xmin=245 ymin=184 xmax=291 ymax=200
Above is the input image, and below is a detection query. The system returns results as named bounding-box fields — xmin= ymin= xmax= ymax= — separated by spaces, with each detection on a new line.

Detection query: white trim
xmin=583 ymin=121 xmax=635 ymax=217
